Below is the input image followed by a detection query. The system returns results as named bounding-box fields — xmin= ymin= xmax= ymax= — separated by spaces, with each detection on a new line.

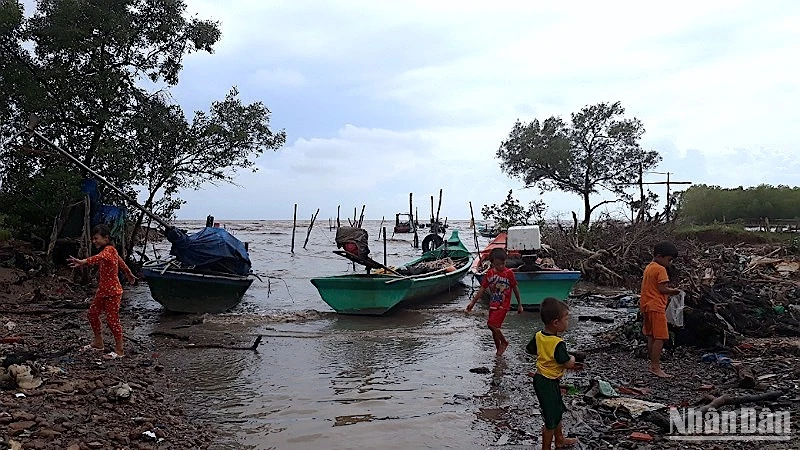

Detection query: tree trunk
xmin=583 ymin=191 xmax=591 ymax=226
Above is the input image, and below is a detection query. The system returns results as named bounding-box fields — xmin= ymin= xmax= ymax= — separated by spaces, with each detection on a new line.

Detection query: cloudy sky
xmin=163 ymin=0 xmax=799 ymax=221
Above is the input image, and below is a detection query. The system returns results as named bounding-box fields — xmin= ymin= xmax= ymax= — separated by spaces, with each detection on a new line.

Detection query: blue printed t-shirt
xmin=480 ymin=267 xmax=517 ymax=310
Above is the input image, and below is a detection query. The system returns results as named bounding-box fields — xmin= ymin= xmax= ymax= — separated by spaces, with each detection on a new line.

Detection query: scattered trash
xmin=584 ymin=378 xmax=619 ymax=401
xmin=700 ymin=353 xmax=733 ymax=366
xmin=469 ymin=367 xmax=491 ymax=374
xmin=599 ymin=397 xmax=667 ymax=418
xmin=5 ymin=321 xmax=16 ymax=331
xmin=14 ymin=393 xmax=25 ymax=398
xmin=106 ymin=382 xmax=132 ymax=402
xmin=8 ymin=364 xmax=43 ymax=389
xmin=0 ymin=336 xmax=22 ymax=344
xmin=142 ymin=430 xmax=157 ymax=439
xmin=629 ymin=431 xmax=653 ymax=442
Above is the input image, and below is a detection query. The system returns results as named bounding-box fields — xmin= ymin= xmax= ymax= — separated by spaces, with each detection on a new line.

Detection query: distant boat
xmin=393 ymin=212 xmax=414 ymax=233
xmin=311 ymin=230 xmax=473 ymax=315
xmin=471 ymin=229 xmax=580 ymax=309
xmin=478 ymin=223 xmax=500 ymax=238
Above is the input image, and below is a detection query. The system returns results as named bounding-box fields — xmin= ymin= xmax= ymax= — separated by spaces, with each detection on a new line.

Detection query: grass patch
xmin=0 ymin=229 xmax=11 ymax=242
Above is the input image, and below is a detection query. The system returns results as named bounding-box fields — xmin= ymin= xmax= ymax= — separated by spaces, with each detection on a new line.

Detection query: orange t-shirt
xmin=640 ymin=261 xmax=669 ymax=313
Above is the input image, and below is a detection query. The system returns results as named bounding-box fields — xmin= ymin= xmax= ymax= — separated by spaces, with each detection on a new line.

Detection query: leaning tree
xmin=0 ymin=0 xmax=285 ymax=242
xmin=496 ymin=101 xmax=661 ymax=226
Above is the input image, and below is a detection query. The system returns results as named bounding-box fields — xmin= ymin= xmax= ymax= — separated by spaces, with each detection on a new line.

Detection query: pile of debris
xmin=543 ymin=222 xmax=800 ymax=344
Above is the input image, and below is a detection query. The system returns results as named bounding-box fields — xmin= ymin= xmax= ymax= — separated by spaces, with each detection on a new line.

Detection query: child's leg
xmin=646 ymin=335 xmax=654 ymax=364
xmin=495 ymin=328 xmax=508 ymax=355
xmin=488 ymin=325 xmax=501 ymax=352
xmin=554 ymin=421 xmax=578 ymax=447
xmin=87 ymin=296 xmax=106 ymax=348
xmin=541 ymin=426 xmax=554 ymax=450
xmin=104 ymin=294 xmax=124 ymax=355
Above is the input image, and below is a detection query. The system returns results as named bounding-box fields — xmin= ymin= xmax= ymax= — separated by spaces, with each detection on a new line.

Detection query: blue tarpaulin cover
xmin=166 ymin=227 xmax=251 ymax=275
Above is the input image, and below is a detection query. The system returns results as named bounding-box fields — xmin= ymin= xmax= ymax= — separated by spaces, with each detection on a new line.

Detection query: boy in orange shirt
xmin=640 ymin=242 xmax=681 ymax=377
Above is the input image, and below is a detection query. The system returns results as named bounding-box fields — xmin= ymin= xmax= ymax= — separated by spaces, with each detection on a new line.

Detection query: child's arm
xmin=466 ymin=286 xmax=486 ymax=312
xmin=554 ymin=341 xmax=576 ymax=368
xmin=513 ymin=285 xmax=523 ymax=313
xmin=117 ymin=255 xmax=137 ymax=284
xmin=68 ymin=246 xmax=112 ymax=268
xmin=657 ymin=281 xmax=681 ymax=296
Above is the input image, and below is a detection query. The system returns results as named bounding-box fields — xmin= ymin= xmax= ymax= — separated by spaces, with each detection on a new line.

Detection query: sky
xmin=155 ymin=1 xmax=799 ymax=220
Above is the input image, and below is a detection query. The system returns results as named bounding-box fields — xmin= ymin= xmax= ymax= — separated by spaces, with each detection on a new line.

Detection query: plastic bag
xmin=666 ymin=290 xmax=685 ymax=327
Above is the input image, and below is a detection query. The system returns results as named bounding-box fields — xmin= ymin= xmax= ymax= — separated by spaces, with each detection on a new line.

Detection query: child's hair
xmin=91 ymin=224 xmax=111 ymax=238
xmin=489 ymin=248 xmax=507 ymax=261
xmin=540 ymin=297 xmax=569 ymax=325
xmin=653 ymin=241 xmax=678 ymax=258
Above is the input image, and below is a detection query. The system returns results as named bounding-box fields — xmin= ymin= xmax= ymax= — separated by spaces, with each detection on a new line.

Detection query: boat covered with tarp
xmin=311 ymin=228 xmax=473 ymax=315
xmin=140 ymin=226 xmax=254 ymax=313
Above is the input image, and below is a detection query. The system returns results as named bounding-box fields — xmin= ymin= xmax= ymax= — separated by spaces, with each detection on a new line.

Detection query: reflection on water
xmin=126 ymin=220 xmax=626 ymax=449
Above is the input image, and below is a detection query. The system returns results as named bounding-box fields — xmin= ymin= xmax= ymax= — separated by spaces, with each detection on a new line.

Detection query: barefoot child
xmin=69 ymin=224 xmax=136 ymax=359
xmin=466 ymin=248 xmax=522 ymax=356
xmin=529 ymin=297 xmax=578 ymax=450
xmin=640 ymin=241 xmax=681 ymax=378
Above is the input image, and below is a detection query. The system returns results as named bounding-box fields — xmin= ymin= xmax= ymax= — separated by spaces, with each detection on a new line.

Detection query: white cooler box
xmin=507 ymin=225 xmax=541 ymax=251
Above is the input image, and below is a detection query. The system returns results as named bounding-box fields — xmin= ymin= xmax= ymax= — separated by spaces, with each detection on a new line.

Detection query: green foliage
xmin=0 ymin=0 xmax=284 ymax=243
xmin=677 ymin=184 xmax=800 ymax=223
xmin=481 ymin=189 xmax=545 ymax=230
xmin=497 ymin=101 xmax=661 ymax=225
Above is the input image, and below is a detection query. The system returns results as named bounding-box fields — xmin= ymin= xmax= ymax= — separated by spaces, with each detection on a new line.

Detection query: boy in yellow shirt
xmin=529 ymin=297 xmax=578 ymax=450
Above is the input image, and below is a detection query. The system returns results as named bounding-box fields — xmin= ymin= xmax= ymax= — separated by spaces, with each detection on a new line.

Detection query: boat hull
xmin=471 ymin=232 xmax=581 ymax=309
xmin=312 ymin=231 xmax=473 ymax=315
xmin=141 ymin=265 xmax=254 ymax=313
xmin=311 ymin=262 xmax=471 ymax=315
xmin=473 ymin=270 xmax=581 ymax=308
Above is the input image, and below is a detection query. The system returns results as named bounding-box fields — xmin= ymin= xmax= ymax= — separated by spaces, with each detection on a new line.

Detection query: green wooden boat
xmin=311 ymin=230 xmax=473 ymax=315
xmin=141 ymin=259 xmax=254 ymax=313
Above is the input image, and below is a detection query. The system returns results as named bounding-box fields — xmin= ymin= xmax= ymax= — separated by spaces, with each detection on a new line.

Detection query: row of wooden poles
xmin=287 ymin=194 xmax=482 ymax=254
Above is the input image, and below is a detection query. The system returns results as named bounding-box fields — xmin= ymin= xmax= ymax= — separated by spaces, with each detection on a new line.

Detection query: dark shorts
xmin=533 ymin=373 xmax=565 ymax=430
xmin=487 ymin=308 xmax=508 ymax=328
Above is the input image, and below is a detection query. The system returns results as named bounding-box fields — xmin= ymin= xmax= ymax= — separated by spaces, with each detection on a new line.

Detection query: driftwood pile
xmin=542 ymin=221 xmax=800 ymax=345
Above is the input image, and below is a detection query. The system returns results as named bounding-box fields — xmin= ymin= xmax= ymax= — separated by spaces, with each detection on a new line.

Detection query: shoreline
xmin=2 ymin=247 xmax=798 ymax=449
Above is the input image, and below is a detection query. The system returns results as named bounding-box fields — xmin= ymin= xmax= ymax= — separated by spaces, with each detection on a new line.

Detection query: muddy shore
xmin=2 ymin=238 xmax=799 ymax=449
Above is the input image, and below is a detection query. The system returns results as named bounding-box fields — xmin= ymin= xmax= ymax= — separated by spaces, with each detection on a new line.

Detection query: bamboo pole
xmin=383 ymin=226 xmax=387 ymax=267
xmin=357 ymin=205 xmax=365 ymax=228
xmin=303 ymin=208 xmax=319 ymax=249
xmin=469 ymin=201 xmax=479 ymax=250
xmin=435 ymin=188 xmax=443 ymax=233
xmin=291 ymin=203 xmax=297 ymax=254
xmin=377 ymin=216 xmax=385 ymax=240
xmin=337 ymin=205 xmax=341 ymax=228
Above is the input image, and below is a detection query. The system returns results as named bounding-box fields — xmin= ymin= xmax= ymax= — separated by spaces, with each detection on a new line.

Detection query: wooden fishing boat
xmin=471 ymin=229 xmax=580 ymax=309
xmin=311 ymin=230 xmax=473 ymax=315
xmin=141 ymin=259 xmax=254 ymax=313
xmin=478 ymin=223 xmax=500 ymax=238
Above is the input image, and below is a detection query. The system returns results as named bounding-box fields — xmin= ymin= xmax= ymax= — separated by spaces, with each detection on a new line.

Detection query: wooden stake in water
xmin=291 ymin=203 xmax=297 ymax=254
xmin=303 ymin=208 xmax=320 ymax=249
xmin=377 ymin=216 xmax=385 ymax=240
xmin=337 ymin=205 xmax=341 ymax=228
xmin=469 ymin=201 xmax=479 ymax=250
xmin=383 ymin=226 xmax=387 ymax=267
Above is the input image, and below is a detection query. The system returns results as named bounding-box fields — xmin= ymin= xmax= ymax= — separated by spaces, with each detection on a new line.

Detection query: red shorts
xmin=642 ymin=311 xmax=669 ymax=340
xmin=487 ymin=308 xmax=508 ymax=329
